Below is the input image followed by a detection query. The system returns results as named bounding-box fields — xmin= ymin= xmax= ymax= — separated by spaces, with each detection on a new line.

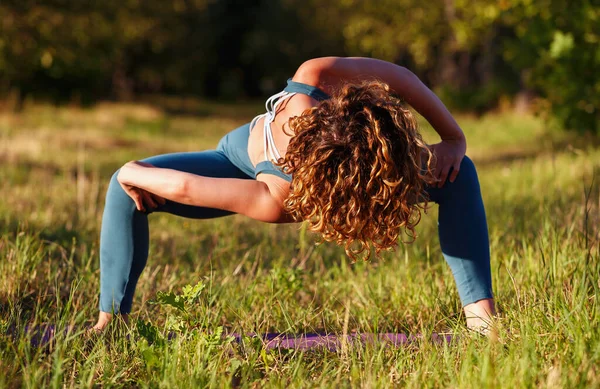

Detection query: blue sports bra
xmin=250 ymin=79 xmax=330 ymax=182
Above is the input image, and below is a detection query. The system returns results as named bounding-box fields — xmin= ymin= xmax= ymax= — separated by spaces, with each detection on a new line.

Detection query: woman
xmin=93 ymin=57 xmax=496 ymax=332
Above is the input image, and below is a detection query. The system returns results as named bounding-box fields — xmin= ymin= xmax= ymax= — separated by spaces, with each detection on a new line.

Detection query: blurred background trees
xmin=0 ymin=0 xmax=598 ymax=132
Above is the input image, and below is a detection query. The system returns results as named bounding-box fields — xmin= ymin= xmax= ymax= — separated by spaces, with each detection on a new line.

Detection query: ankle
xmin=464 ymin=298 xmax=496 ymax=333
xmin=93 ymin=312 xmax=129 ymax=330
xmin=92 ymin=312 xmax=113 ymax=330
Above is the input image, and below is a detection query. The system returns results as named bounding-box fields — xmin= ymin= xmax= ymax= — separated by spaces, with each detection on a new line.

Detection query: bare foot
xmin=464 ymin=298 xmax=496 ymax=335
xmin=91 ymin=311 xmax=129 ymax=332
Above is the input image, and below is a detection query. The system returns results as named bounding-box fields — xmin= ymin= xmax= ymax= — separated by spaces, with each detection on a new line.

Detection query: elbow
xmin=261 ymin=211 xmax=292 ymax=224
xmin=263 ymin=208 xmax=294 ymax=224
xmin=249 ymin=183 xmax=291 ymax=223
xmin=274 ymin=211 xmax=296 ymax=224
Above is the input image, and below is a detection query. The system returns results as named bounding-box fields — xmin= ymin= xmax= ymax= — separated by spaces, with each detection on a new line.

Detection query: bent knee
xmin=108 ymin=169 xmax=122 ymax=190
xmin=456 ymin=156 xmax=476 ymax=178
xmin=426 ymin=156 xmax=481 ymax=203
xmin=450 ymin=156 xmax=481 ymax=190
xmin=105 ymin=168 xmax=133 ymax=205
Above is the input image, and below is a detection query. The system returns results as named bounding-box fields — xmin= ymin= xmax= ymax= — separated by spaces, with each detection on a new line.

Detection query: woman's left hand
xmin=428 ymin=136 xmax=467 ymax=188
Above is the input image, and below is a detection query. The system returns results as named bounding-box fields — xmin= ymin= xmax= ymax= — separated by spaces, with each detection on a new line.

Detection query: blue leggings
xmin=99 ymin=153 xmax=493 ymax=314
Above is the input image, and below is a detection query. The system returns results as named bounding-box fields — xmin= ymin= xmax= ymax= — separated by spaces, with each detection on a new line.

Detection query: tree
xmin=501 ymin=0 xmax=600 ymax=132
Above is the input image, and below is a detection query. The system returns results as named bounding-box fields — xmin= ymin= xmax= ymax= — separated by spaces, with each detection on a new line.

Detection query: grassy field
xmin=0 ymin=100 xmax=598 ymax=388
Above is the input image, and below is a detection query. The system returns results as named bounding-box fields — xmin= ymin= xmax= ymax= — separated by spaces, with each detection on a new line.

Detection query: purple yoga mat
xmin=8 ymin=324 xmax=455 ymax=350
xmin=7 ymin=324 xmax=78 ymax=348
xmin=232 ymin=332 xmax=454 ymax=351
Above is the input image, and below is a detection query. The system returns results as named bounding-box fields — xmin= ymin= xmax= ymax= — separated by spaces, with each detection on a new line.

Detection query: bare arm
xmin=295 ymin=57 xmax=467 ymax=185
xmin=296 ymin=57 xmax=464 ymax=141
xmin=117 ymin=161 xmax=291 ymax=223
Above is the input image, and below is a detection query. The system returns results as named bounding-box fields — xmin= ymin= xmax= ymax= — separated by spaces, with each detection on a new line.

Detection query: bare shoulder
xmin=292 ymin=57 xmax=393 ymax=94
xmin=293 ymin=57 xmax=339 ymax=79
xmin=292 ymin=57 xmax=347 ymax=92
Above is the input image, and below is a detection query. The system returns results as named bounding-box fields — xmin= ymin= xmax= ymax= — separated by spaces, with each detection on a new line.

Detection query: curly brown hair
xmin=280 ymin=80 xmax=435 ymax=260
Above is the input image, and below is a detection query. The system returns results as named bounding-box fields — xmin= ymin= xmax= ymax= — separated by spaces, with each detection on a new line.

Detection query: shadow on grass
xmin=0 ymin=212 xmax=88 ymax=246
xmin=138 ymin=95 xmax=262 ymax=119
xmin=473 ymin=132 xmax=600 ymax=168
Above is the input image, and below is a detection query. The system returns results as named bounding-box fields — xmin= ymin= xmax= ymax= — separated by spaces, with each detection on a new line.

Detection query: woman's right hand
xmin=117 ymin=167 xmax=166 ymax=212
xmin=119 ymin=183 xmax=166 ymax=212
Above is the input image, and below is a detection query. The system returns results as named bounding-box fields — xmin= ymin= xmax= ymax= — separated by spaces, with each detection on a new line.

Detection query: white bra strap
xmin=265 ymin=122 xmax=280 ymax=161
xmin=249 ymin=90 xmax=296 ymax=163
xmin=249 ymin=90 xmax=288 ymax=134
xmin=263 ymin=91 xmax=296 ymax=161
xmin=266 ymin=90 xmax=288 ymax=112
xmin=265 ymin=92 xmax=293 ymax=161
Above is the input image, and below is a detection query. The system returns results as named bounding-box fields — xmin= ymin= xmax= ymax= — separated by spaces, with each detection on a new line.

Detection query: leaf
xmin=155 ymin=290 xmax=186 ymax=312
xmin=182 ymin=281 xmax=205 ymax=305
xmin=550 ymin=31 xmax=574 ymax=59
xmin=141 ymin=347 xmax=161 ymax=369
xmin=165 ymin=315 xmax=186 ymax=333
xmin=229 ymin=358 xmax=242 ymax=375
xmin=136 ymin=319 xmax=164 ymax=346
xmin=202 ymin=326 xmax=225 ymax=347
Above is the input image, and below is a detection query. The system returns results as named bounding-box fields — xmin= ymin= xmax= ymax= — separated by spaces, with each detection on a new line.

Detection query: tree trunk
xmin=112 ymin=58 xmax=134 ymax=101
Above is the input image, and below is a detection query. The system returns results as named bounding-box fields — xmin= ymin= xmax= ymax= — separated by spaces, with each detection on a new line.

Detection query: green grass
xmin=0 ymin=100 xmax=598 ymax=388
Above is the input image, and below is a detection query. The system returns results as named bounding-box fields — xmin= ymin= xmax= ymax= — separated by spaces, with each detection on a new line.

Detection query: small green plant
xmin=149 ymin=281 xmax=207 ymax=334
xmin=136 ymin=282 xmax=236 ymax=377
xmin=136 ymin=318 xmax=164 ymax=347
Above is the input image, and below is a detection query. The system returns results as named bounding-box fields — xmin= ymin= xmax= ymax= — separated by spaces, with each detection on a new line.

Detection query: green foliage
xmin=436 ymin=79 xmax=511 ymax=114
xmin=0 ymin=0 xmax=341 ymax=102
xmin=137 ymin=318 xmax=165 ymax=346
xmin=1 ymin=0 xmax=598 ymax=133
xmin=154 ymin=281 xmax=205 ymax=312
xmin=0 ymin=0 xmax=158 ymax=101
xmin=150 ymin=281 xmax=208 ymax=334
xmin=323 ymin=0 xmax=522 ymax=112
xmin=501 ymin=0 xmax=600 ymax=133
xmin=338 ymin=0 xmax=447 ymax=66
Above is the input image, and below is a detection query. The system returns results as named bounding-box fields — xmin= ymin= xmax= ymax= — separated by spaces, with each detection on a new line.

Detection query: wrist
xmin=118 ymin=161 xmax=139 ymax=185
